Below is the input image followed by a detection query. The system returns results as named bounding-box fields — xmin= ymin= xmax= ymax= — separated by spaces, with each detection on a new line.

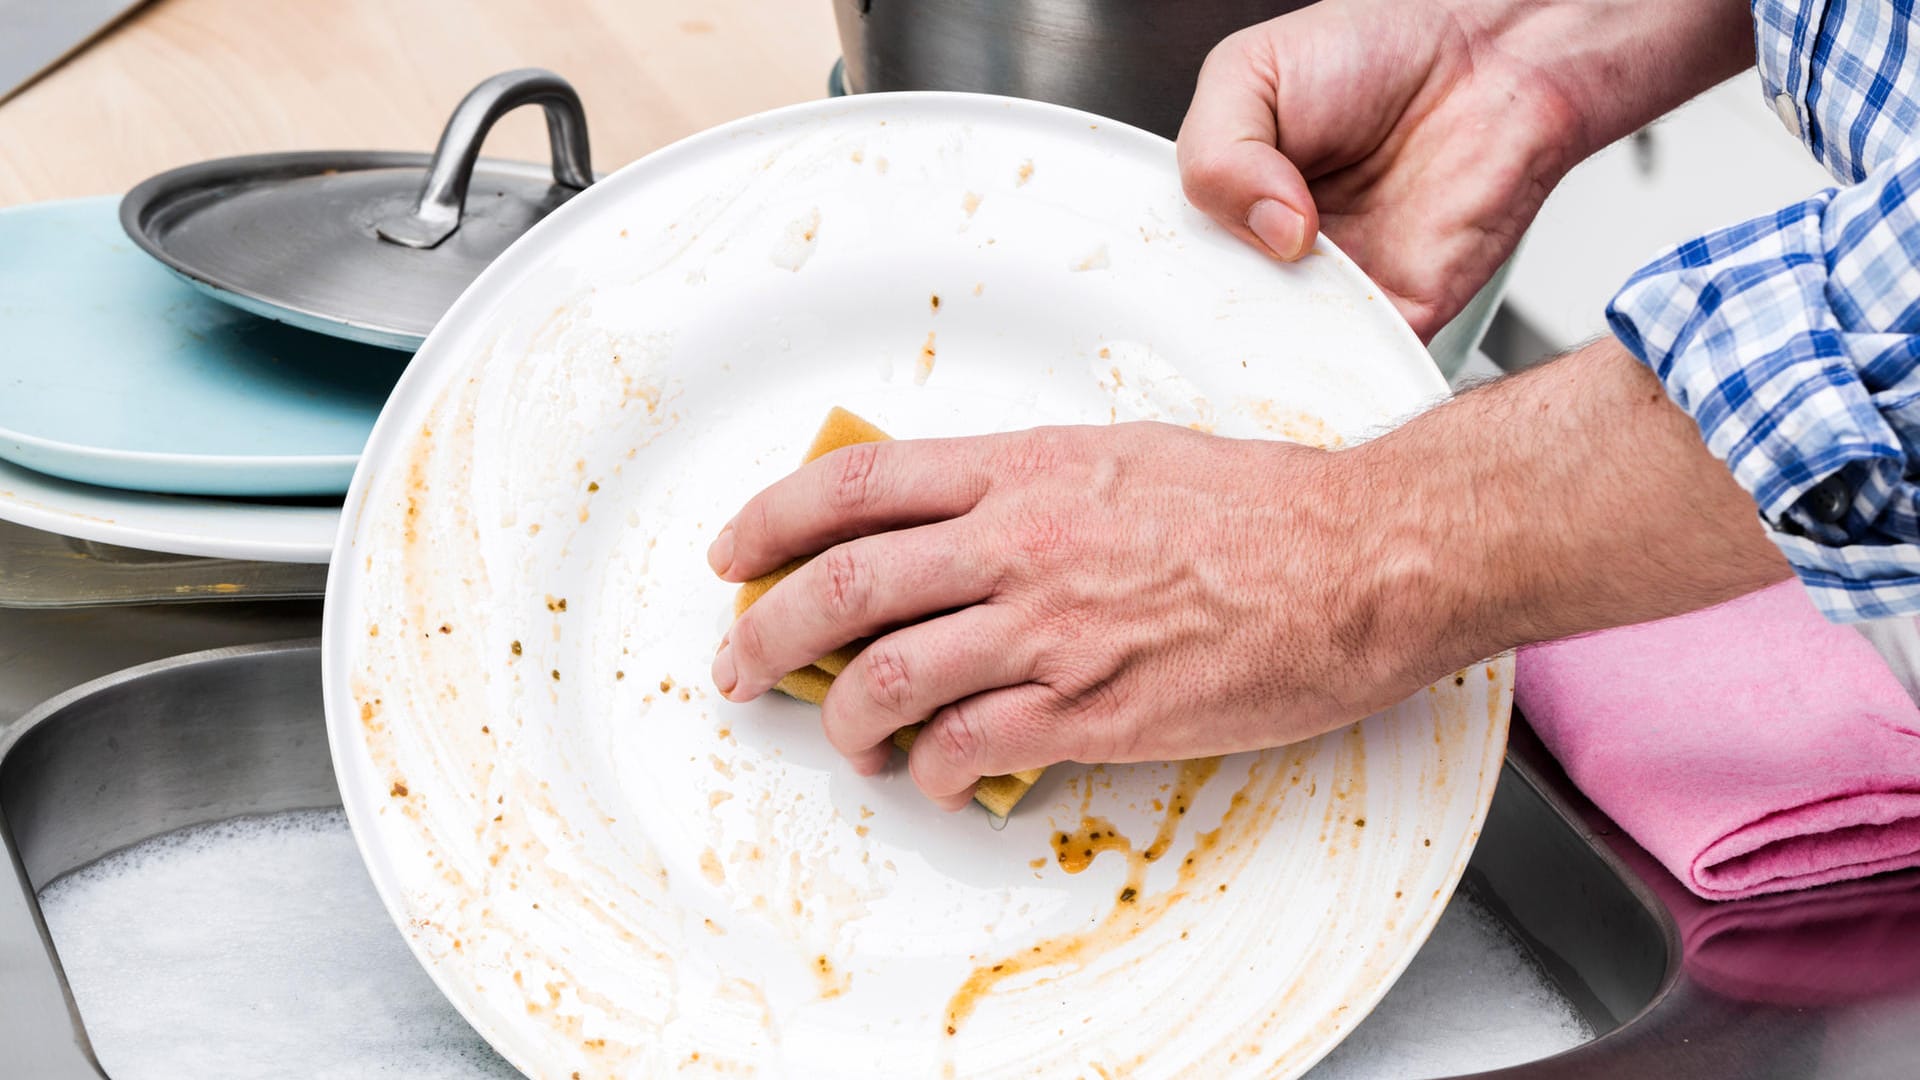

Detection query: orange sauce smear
xmin=944 ymin=757 xmax=1223 ymax=1035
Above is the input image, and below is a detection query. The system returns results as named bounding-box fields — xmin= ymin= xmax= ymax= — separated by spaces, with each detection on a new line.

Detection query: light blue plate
xmin=0 ymin=197 xmax=409 ymax=496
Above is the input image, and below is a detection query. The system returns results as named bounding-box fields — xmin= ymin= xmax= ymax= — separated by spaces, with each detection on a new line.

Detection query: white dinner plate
xmin=324 ymin=93 xmax=1512 ymax=1079
xmin=0 ymin=456 xmax=336 ymax=563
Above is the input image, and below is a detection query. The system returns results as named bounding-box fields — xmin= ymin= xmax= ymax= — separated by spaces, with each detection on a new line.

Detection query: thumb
xmin=1176 ymin=35 xmax=1320 ymax=262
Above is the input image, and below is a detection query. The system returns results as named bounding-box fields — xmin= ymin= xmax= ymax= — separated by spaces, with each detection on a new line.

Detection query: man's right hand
xmin=1176 ymin=0 xmax=1755 ymax=340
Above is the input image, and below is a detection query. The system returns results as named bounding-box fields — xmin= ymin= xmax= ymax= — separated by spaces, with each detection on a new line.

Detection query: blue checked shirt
xmin=1606 ymin=0 xmax=1920 ymax=621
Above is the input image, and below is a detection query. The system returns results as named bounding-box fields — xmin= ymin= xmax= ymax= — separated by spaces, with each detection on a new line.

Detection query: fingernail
xmin=1247 ymin=198 xmax=1309 ymax=260
xmin=707 ymin=523 xmax=735 ymax=576
xmin=712 ymin=643 xmax=737 ymax=697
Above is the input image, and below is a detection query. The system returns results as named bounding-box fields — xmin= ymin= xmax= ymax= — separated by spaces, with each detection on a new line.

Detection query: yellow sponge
xmin=734 ymin=408 xmax=1041 ymax=816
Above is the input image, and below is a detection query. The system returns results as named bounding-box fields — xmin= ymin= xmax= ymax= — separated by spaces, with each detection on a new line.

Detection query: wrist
xmin=1331 ymin=340 xmax=1791 ymax=686
xmin=1311 ymin=439 xmax=1498 ymax=709
xmin=1447 ymin=0 xmax=1754 ymax=160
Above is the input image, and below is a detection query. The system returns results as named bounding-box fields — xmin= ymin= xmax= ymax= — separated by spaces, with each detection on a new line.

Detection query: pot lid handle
xmin=376 ymin=68 xmax=594 ymax=250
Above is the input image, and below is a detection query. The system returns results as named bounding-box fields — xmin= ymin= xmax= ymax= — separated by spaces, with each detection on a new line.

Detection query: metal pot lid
xmin=119 ymin=68 xmax=595 ymax=351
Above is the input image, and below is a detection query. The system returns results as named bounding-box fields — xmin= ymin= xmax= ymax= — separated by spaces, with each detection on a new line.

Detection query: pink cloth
xmin=1516 ymin=579 xmax=1920 ymax=901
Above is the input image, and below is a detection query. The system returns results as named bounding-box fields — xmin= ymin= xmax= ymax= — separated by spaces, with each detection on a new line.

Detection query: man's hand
xmin=708 ymin=423 xmax=1445 ymax=810
xmin=710 ymin=341 xmax=1791 ymax=810
xmin=1177 ymin=0 xmax=1754 ymax=338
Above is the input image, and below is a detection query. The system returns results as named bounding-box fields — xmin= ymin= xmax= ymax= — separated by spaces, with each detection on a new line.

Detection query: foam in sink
xmin=1309 ymin=891 xmax=1595 ymax=1077
xmin=35 ymin=810 xmax=1591 ymax=1078
xmin=34 ymin=809 xmax=517 ymax=1080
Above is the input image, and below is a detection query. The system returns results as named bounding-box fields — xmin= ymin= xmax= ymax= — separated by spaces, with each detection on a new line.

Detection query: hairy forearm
xmin=1457 ymin=0 xmax=1755 ymax=158
xmin=1343 ymin=338 xmax=1791 ymax=680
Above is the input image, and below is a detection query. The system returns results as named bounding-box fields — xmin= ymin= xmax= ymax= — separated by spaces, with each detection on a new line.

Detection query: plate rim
xmin=0 ymin=423 xmax=358 ymax=476
xmin=0 ymin=455 xmax=338 ymax=563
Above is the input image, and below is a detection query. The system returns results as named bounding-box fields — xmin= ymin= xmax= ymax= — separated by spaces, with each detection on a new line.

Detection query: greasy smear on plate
xmin=1071 ymin=243 xmax=1110 ymax=272
xmin=945 ymin=758 xmax=1222 ymax=1034
xmin=916 ymin=332 xmax=937 ymax=385
xmin=770 ymin=207 xmax=822 ymax=272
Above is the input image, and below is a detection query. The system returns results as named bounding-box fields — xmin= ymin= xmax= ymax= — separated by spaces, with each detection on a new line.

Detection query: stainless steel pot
xmin=832 ymin=0 xmax=1311 ymax=140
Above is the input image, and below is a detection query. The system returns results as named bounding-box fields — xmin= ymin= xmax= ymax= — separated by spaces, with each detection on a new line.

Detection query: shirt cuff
xmin=1606 ymin=197 xmax=1920 ymax=621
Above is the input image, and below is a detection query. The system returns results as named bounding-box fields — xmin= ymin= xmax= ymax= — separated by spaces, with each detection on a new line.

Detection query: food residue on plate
xmin=916 ymin=332 xmax=937 ymax=385
xmin=1070 ymin=243 xmax=1110 ymax=272
xmin=770 ymin=207 xmax=823 ymax=272
xmin=944 ymin=758 xmax=1222 ymax=1035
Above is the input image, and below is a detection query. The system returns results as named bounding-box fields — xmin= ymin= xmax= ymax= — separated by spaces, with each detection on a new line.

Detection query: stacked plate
xmin=0 ymin=69 xmax=591 ymax=578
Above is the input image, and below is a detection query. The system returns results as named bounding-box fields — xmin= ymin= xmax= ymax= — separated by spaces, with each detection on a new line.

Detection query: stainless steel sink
xmin=2 ymin=629 xmax=1917 ymax=1077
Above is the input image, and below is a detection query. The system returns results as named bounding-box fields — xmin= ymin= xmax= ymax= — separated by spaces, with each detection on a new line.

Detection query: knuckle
xmin=824 ymin=442 xmax=885 ymax=515
xmin=1010 ymin=506 xmax=1074 ymax=563
xmin=929 ymin=701 xmax=989 ymax=772
xmin=730 ymin=613 xmax=769 ymax=671
xmin=1182 ymin=146 xmax=1247 ymax=206
xmin=737 ymin=496 xmax=773 ymax=559
xmin=994 ymin=429 xmax=1066 ymax=479
xmin=819 ymin=545 xmax=870 ymax=621
xmin=861 ymin=642 xmax=915 ymax=714
xmin=1048 ymin=678 xmax=1128 ymax=763
xmin=1189 ymin=35 xmax=1241 ymax=96
xmin=1080 ymin=681 xmax=1132 ymax=756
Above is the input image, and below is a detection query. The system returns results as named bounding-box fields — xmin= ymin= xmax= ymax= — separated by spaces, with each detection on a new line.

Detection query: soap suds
xmin=1306 ymin=890 xmax=1593 ymax=1078
xmin=36 ymin=810 xmax=518 ymax=1080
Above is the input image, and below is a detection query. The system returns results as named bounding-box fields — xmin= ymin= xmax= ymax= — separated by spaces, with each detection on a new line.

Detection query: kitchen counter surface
xmin=0 ymin=0 xmax=841 ymax=208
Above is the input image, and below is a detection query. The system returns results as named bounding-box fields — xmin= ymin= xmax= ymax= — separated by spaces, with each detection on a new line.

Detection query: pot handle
xmin=377 ymin=68 xmax=594 ymax=250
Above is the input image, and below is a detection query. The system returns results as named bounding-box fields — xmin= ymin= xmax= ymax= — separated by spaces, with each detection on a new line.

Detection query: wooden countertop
xmin=0 ymin=0 xmax=842 ymax=207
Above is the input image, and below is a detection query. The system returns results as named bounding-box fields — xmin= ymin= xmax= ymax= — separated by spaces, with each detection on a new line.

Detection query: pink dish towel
xmin=1516 ymin=579 xmax=1920 ymax=901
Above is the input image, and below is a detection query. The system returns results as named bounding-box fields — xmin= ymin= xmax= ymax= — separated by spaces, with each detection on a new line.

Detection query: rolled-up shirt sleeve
xmin=1606 ymin=140 xmax=1920 ymax=621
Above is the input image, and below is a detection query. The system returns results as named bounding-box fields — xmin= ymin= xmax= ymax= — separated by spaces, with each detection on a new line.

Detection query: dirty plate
xmin=324 ymin=93 xmax=1511 ymax=1078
